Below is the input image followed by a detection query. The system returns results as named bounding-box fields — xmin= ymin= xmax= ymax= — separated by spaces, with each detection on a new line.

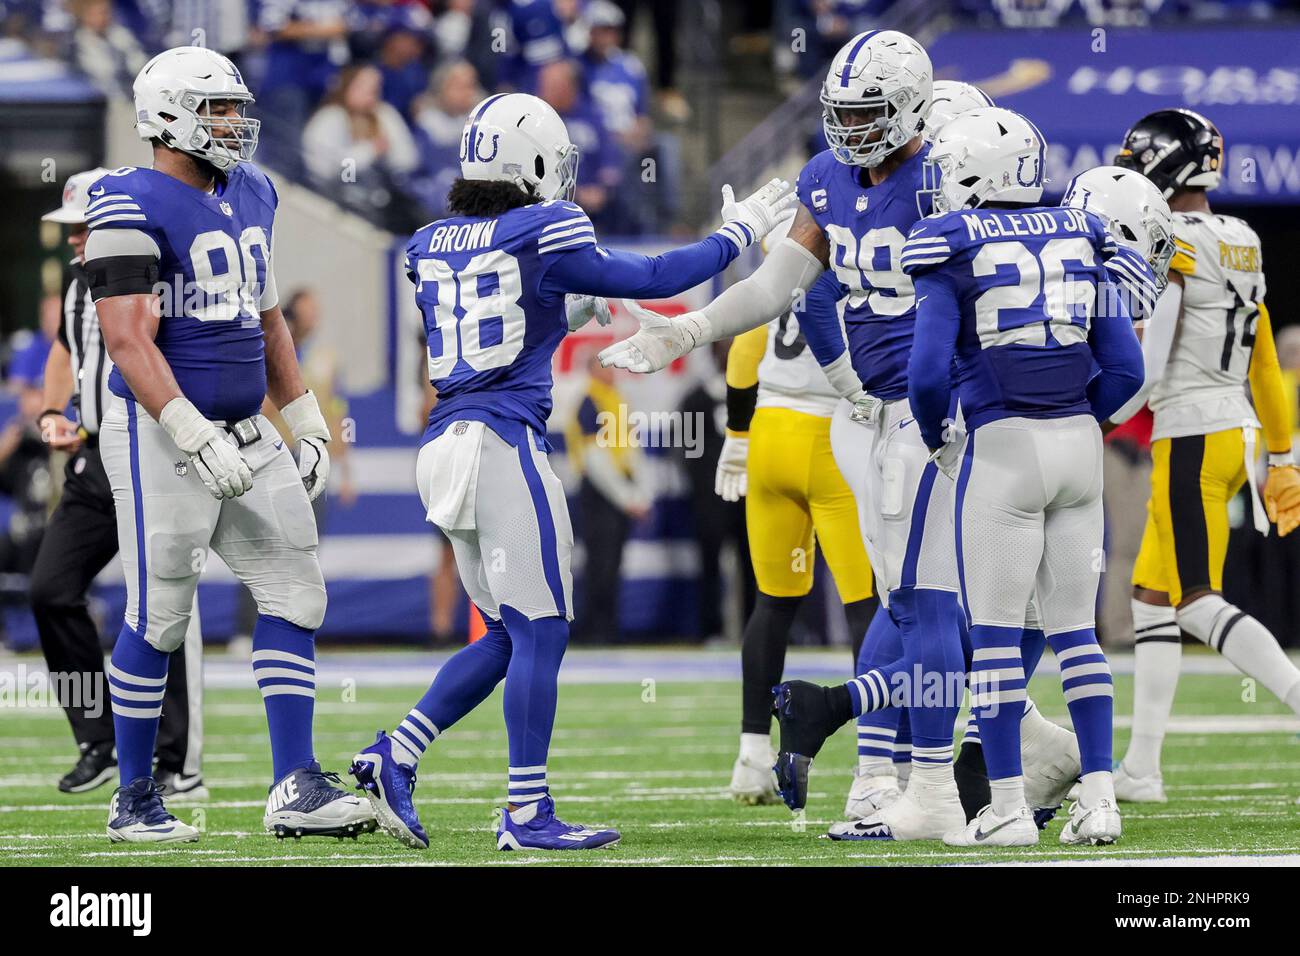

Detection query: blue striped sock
xmin=968 ymin=624 xmax=1027 ymax=781
xmin=853 ymin=608 xmax=903 ymax=771
xmin=109 ymin=626 xmax=170 ymax=785
xmin=501 ymin=606 xmax=567 ymax=805
xmin=251 ymin=614 xmax=316 ymax=780
xmin=1050 ymin=628 xmax=1114 ymax=775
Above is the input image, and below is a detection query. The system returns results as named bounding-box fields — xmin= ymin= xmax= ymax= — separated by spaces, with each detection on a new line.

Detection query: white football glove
xmin=159 ymin=397 xmax=253 ymax=500
xmin=927 ymin=420 xmax=967 ymax=481
xmin=718 ymin=177 xmax=797 ymax=250
xmin=598 ymin=299 xmax=712 ymax=373
xmin=281 ymin=391 xmax=332 ymax=502
xmin=715 ymin=433 xmax=749 ymax=502
xmin=565 ymin=294 xmax=613 ymax=332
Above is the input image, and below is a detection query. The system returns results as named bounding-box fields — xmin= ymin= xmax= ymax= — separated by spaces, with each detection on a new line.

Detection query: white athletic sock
xmin=1179 ymin=595 xmax=1300 ymax=708
xmin=740 ymin=732 xmax=772 ymax=764
xmin=1124 ymin=600 xmax=1181 ymax=778
xmin=989 ymin=775 xmax=1025 ymax=817
xmin=390 ymin=734 xmax=421 ymax=768
xmin=1079 ymin=769 xmax=1116 ymax=806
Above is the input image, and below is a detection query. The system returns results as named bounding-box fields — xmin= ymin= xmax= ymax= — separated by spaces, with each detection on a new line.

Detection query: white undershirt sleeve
xmin=1110 ymin=281 xmax=1183 ymax=425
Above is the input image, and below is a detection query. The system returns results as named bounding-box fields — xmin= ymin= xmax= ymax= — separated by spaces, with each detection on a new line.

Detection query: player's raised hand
xmin=719 ymin=177 xmax=797 ymax=248
xmin=1264 ymin=464 xmax=1300 ymax=537
xmin=598 ymin=299 xmax=711 ymax=373
xmin=281 ymin=391 xmax=332 ymax=502
xmin=715 ymin=432 xmax=749 ymax=501
xmin=159 ymin=397 xmax=253 ymax=499
xmin=565 ymin=293 xmax=613 ymax=332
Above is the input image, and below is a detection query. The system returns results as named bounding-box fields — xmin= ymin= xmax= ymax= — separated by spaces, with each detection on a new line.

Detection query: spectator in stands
xmin=500 ymin=0 xmax=571 ymax=91
xmin=582 ymin=1 xmax=651 ymax=154
xmin=68 ymin=0 xmax=148 ymax=97
xmin=537 ymin=59 xmax=621 ymax=226
xmin=256 ymin=0 xmax=352 ymax=175
xmin=412 ymin=59 xmax=484 ymax=217
xmin=302 ymin=62 xmax=422 ymax=229
xmin=348 ymin=0 xmax=436 ymax=118
xmin=567 ymin=353 xmax=651 ymax=643
xmin=613 ymin=0 xmax=687 ymax=121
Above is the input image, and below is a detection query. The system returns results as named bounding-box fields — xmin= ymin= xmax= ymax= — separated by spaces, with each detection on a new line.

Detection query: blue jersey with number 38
xmin=406 ymin=198 xmax=745 ymax=447
xmin=86 ymin=164 xmax=276 ymax=422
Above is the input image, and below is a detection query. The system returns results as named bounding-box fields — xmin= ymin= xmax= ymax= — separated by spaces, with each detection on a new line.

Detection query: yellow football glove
xmin=1264 ymin=464 xmax=1300 ymax=537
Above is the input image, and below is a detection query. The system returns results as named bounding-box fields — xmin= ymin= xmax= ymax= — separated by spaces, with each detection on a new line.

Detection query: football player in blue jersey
xmin=902 ymin=108 xmax=1146 ymax=846
xmin=83 ymin=47 xmax=376 ymax=843
xmin=602 ymin=30 xmax=981 ymax=841
xmin=950 ymin=164 xmax=1174 ymax=824
xmin=347 ymin=92 xmax=794 ymax=851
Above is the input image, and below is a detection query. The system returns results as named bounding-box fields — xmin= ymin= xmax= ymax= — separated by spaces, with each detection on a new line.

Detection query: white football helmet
xmin=921 ymin=107 xmax=1047 ymax=214
xmin=821 ymin=30 xmax=932 ymax=169
xmin=1061 ymin=165 xmax=1175 ymax=290
xmin=134 ymin=46 xmax=259 ymax=171
xmin=924 ymin=81 xmax=994 ymax=144
xmin=459 ymin=93 xmax=579 ymax=201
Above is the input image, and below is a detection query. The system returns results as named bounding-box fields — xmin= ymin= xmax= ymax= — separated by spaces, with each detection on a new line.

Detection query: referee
xmin=31 ymin=169 xmax=206 ymax=798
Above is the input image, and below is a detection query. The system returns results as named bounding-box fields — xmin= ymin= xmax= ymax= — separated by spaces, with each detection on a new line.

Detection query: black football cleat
xmin=772 ymin=681 xmax=847 ymax=811
xmin=59 ymin=741 xmax=117 ymax=794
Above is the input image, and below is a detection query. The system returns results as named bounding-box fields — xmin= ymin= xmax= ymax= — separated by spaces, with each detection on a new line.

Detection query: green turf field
xmin=3 ymin=655 xmax=1298 ymax=866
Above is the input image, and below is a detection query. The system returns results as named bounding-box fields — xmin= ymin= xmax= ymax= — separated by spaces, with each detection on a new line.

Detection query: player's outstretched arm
xmin=1107 ymin=271 xmax=1183 ymax=425
xmin=597 ymin=200 xmax=827 ymax=373
xmin=1086 ymin=280 xmax=1146 ymax=424
xmin=906 ymin=272 xmax=961 ymax=452
xmin=263 ymin=304 xmax=332 ymax=502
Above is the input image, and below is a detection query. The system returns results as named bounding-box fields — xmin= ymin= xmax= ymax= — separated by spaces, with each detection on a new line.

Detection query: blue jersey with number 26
xmin=903 ymin=205 xmax=1146 ymax=449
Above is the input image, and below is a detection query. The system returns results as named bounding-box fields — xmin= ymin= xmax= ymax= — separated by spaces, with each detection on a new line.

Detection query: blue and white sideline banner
xmin=926 ymin=26 xmax=1300 ymax=203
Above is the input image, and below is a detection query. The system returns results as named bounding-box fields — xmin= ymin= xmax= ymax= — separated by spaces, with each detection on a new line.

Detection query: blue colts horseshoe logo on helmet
xmin=1016 ymin=153 xmax=1043 ymax=188
xmin=460 ymin=129 xmax=500 ymax=164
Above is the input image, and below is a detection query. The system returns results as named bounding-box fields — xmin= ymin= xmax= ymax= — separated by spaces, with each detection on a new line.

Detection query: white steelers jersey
xmin=757 ymin=310 xmax=841 ymax=418
xmin=1148 ymin=210 xmax=1267 ymax=441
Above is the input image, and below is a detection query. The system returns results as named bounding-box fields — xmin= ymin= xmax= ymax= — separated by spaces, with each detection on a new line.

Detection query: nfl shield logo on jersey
xmin=220 ymin=201 xmax=233 ymax=216
xmin=856 ymin=195 xmax=869 ymax=212
xmin=175 ymin=461 xmax=188 ymax=478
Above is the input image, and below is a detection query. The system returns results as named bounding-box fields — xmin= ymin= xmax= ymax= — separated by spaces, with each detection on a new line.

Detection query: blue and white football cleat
xmin=349 ymin=731 xmax=429 ymax=849
xmin=496 ymin=796 xmax=620 ymax=851
xmin=106 ymin=776 xmax=200 ymax=844
xmin=943 ymin=804 xmax=1039 ymax=847
xmin=772 ymin=680 xmax=846 ymax=811
xmin=263 ymin=762 xmax=378 ymax=840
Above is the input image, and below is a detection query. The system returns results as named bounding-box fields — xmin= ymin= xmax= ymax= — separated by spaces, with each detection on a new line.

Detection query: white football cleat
xmin=844 ymin=768 xmax=903 ymax=820
xmin=829 ymin=774 xmax=964 ymax=841
xmin=943 ymin=804 xmax=1039 ymax=847
xmin=107 ymin=778 xmax=201 ymax=844
xmin=1020 ymin=707 xmax=1081 ymax=812
xmin=1059 ymin=798 xmax=1122 ymax=845
xmin=728 ymin=754 xmax=780 ymax=805
xmin=1112 ymin=762 xmax=1167 ymax=803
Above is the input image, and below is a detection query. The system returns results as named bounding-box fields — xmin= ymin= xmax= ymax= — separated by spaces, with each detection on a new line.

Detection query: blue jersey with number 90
xmin=86 ymin=164 xmax=275 ymax=422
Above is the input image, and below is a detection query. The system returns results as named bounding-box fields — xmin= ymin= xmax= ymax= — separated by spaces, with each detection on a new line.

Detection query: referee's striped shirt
xmin=60 ymin=262 xmax=114 ymax=437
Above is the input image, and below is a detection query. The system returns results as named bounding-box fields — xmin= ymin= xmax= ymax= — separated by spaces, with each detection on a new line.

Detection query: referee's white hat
xmin=42 ymin=167 xmax=110 ymax=224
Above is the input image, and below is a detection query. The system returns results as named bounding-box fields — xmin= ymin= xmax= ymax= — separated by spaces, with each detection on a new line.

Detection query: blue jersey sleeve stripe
xmin=538 ymin=235 xmax=598 ymax=255
xmin=540 ymin=216 xmax=592 ymax=235
xmin=87 ymin=213 xmax=149 ymax=227
xmin=538 ymin=224 xmax=595 ymax=244
xmin=87 ymin=195 xmax=139 ymax=211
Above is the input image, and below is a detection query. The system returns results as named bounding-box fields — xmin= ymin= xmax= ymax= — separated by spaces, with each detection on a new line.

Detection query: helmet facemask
xmin=157 ymin=91 xmax=260 ymax=171
xmin=547 ymin=144 xmax=580 ymax=202
xmin=821 ymin=89 xmax=908 ymax=169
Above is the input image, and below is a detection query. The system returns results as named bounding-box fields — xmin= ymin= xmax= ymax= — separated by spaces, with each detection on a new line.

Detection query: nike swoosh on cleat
xmin=973 ymin=817 xmax=1015 ymax=842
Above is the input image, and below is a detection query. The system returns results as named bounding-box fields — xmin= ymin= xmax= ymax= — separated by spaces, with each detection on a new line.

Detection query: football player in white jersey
xmin=719 ymin=214 xmax=880 ymax=806
xmin=1107 ymin=109 xmax=1300 ymax=801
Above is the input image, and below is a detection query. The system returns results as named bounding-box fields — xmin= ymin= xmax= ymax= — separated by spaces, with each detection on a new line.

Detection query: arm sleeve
xmin=1087 ymin=280 xmax=1146 ymax=423
xmin=906 ymin=271 xmax=960 ymax=451
xmin=1108 ymin=280 xmax=1182 ymax=424
xmin=697 ymin=238 xmax=826 ymax=341
xmin=1248 ymin=302 xmax=1292 ymax=454
xmin=542 ymin=233 xmax=741 ymax=300
xmin=724 ymin=325 xmax=767 ymax=433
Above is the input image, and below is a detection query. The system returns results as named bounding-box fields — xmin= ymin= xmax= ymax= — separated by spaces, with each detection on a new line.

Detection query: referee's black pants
xmin=29 ymin=442 xmax=201 ymax=774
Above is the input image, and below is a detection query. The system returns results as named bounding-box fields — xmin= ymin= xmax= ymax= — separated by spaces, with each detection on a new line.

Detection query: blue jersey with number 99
xmin=795 ymin=145 xmax=931 ymax=400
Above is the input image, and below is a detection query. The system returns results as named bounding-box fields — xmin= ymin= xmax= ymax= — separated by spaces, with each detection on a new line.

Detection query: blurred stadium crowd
xmin=2 ymin=0 xmax=1300 ymax=652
